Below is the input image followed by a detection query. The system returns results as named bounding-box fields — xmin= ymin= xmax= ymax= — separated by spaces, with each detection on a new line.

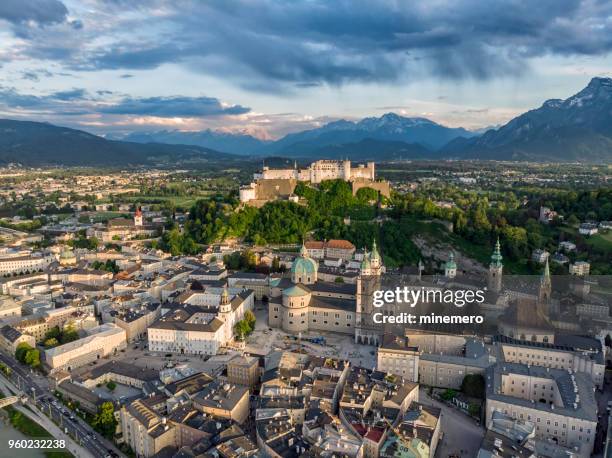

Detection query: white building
xmin=0 ymin=252 xmax=54 ymax=276
xmin=578 ymin=223 xmax=598 ymax=236
xmin=44 ymin=323 xmax=127 ymax=372
xmin=569 ymin=261 xmax=590 ymax=276
xmin=147 ymin=289 xmax=254 ymax=356
xmin=485 ymin=363 xmax=598 ymax=457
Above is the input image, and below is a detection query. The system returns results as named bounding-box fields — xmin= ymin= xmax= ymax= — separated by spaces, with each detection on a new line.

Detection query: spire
xmin=371 ymin=239 xmax=381 ymax=261
xmin=221 ymin=285 xmax=230 ymax=305
xmin=300 ymin=241 xmax=308 ymax=257
xmin=490 ymin=238 xmax=503 ymax=268
xmin=542 ymin=257 xmax=550 ymax=282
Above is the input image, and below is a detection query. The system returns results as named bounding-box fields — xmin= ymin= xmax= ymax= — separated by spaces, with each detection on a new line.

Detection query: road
xmin=419 ymin=387 xmax=485 ymax=458
xmin=0 ymin=351 xmax=124 ymax=458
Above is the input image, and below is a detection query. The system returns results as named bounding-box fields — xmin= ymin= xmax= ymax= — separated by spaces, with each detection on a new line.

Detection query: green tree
xmin=461 ymin=374 xmax=485 ymax=399
xmin=244 ymin=310 xmax=256 ymax=330
xmin=106 ymin=381 xmax=116 ymax=391
xmin=44 ymin=338 xmax=59 ymax=348
xmin=234 ymin=320 xmax=252 ymax=340
xmin=468 ymin=403 xmax=480 ymax=417
xmin=92 ymin=402 xmax=117 ymax=439
xmin=24 ymin=349 xmax=40 ymax=368
xmin=15 ymin=342 xmax=33 ymax=363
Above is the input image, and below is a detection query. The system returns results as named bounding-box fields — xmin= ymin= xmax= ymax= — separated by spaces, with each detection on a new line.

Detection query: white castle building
xmin=256 ymin=159 xmax=375 ymax=183
xmin=240 ymin=160 xmax=389 ymax=206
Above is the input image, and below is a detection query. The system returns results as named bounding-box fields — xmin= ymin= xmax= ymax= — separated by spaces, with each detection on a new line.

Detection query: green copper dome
xmin=291 ymin=244 xmax=317 ymax=277
xmin=283 ymin=285 xmax=310 ymax=297
xmin=445 ymin=251 xmax=456 ymax=270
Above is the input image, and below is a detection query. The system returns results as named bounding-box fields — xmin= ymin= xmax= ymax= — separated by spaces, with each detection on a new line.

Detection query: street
xmin=0 ymin=351 xmax=124 ymax=458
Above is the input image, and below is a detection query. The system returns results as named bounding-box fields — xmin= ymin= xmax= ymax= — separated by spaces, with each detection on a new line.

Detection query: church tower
xmin=488 ymin=238 xmax=503 ymax=293
xmin=134 ymin=206 xmax=143 ymax=226
xmin=355 ymin=239 xmax=383 ymax=346
xmin=538 ymin=258 xmax=552 ymax=305
xmin=444 ymin=252 xmax=457 ymax=279
xmin=219 ymin=285 xmax=231 ymax=314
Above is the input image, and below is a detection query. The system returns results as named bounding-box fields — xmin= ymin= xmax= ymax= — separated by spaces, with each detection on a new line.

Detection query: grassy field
xmin=586 ymin=231 xmax=612 ymax=250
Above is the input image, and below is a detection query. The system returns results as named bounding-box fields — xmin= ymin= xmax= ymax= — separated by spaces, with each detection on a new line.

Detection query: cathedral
xmin=268 ymin=241 xmax=384 ymax=345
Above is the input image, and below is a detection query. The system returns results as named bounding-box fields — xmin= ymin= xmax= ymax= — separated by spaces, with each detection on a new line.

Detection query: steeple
xmin=490 ymin=238 xmax=503 ymax=268
xmin=370 ymin=239 xmax=381 ymax=268
xmin=488 ymin=238 xmax=503 ymax=293
xmin=538 ymin=257 xmax=552 ymax=307
xmin=220 ymin=285 xmax=231 ymax=313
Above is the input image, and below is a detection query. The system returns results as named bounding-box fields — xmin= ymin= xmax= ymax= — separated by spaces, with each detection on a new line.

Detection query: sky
xmin=0 ymin=0 xmax=612 ymax=139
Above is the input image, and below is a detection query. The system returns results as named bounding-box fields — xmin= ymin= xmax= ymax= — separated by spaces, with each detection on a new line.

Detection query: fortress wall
xmin=351 ymin=179 xmax=390 ymax=198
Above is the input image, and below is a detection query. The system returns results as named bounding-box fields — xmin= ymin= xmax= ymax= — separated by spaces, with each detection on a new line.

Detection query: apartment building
xmin=227 ymin=354 xmax=260 ymax=391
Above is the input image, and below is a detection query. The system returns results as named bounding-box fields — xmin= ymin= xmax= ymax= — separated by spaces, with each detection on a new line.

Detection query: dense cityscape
xmin=0 ymin=158 xmax=609 ymax=458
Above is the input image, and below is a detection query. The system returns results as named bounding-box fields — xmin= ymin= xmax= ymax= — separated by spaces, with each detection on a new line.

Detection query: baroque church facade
xmin=268 ymin=241 xmax=384 ymax=345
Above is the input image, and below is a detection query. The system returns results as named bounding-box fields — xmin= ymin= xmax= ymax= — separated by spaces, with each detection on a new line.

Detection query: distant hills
xmin=119 ymin=112 xmax=476 ymax=158
xmin=2 ymin=78 xmax=612 ymax=165
xmin=122 ymin=129 xmax=269 ymax=156
xmin=0 ymin=119 xmax=237 ymax=166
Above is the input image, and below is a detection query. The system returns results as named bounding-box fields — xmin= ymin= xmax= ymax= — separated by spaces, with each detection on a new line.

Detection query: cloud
xmin=0 ymin=0 xmax=68 ymax=26
xmin=0 ymin=86 xmax=250 ymax=120
xmin=33 ymin=0 xmax=609 ymax=89
xmin=99 ymin=95 xmax=250 ymax=117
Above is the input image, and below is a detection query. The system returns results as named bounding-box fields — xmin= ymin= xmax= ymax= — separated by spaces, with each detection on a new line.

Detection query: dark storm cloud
xmin=5 ymin=0 xmax=612 ymax=89
xmin=99 ymin=95 xmax=250 ymax=117
xmin=0 ymin=0 xmax=68 ymax=25
xmin=0 ymin=87 xmax=250 ymax=119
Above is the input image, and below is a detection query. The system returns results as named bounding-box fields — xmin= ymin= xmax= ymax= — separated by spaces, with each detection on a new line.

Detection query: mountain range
xmin=443 ymin=77 xmax=612 ymax=162
xmin=0 ymin=77 xmax=611 ymax=165
xmin=0 ymin=119 xmax=237 ymax=166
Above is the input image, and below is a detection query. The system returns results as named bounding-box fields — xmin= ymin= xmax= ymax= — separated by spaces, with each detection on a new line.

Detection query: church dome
xmin=292 ymin=256 xmax=317 ymax=275
xmin=59 ymin=246 xmax=76 ymax=266
xmin=291 ymin=244 xmax=318 ymax=284
xmin=283 ymin=284 xmax=310 ymax=297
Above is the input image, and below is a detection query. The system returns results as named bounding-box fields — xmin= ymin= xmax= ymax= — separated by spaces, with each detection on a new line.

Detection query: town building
xmin=0 ymin=252 xmax=54 ymax=276
xmin=193 ymin=380 xmax=250 ymax=424
xmin=531 ymin=249 xmax=550 ymax=264
xmin=493 ymin=334 xmax=605 ymax=388
xmin=578 ymin=222 xmax=598 ymax=236
xmin=485 ymin=362 xmax=598 ymax=457
xmin=305 ymin=239 xmax=356 ymax=261
xmin=87 ymin=208 xmax=159 ymax=242
xmin=0 ymin=324 xmax=36 ymax=354
xmin=44 ymin=323 xmax=127 ymax=372
xmin=227 ymin=354 xmax=260 ymax=391
xmin=147 ymin=288 xmax=254 ymax=355
xmin=569 ymin=261 xmax=590 ymax=276
xmin=377 ymin=334 xmax=420 ymax=383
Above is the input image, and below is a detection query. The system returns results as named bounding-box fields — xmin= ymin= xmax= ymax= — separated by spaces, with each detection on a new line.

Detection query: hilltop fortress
xmin=239 ymin=159 xmax=390 ymax=206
